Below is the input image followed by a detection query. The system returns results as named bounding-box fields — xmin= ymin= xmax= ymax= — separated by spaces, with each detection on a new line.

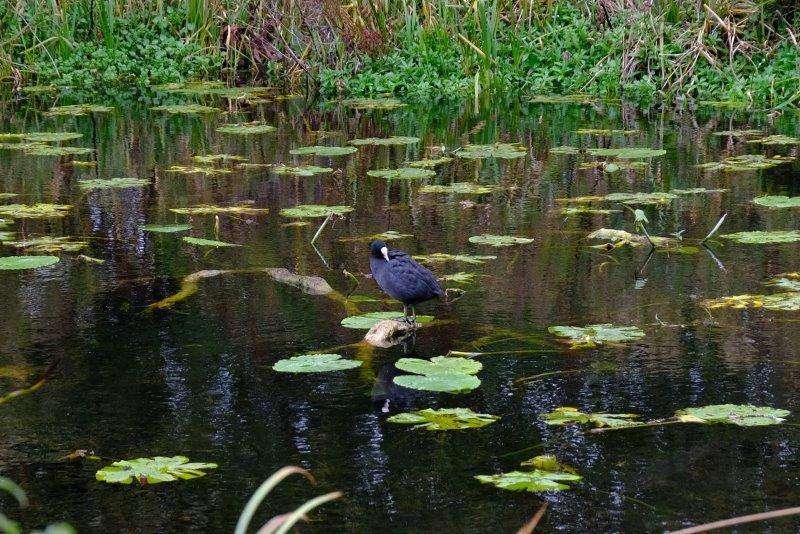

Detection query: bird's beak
xmin=381 ymin=246 xmax=389 ymax=262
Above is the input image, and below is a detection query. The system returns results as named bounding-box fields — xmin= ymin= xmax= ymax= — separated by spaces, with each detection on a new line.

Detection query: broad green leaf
xmin=396 ymin=356 xmax=482 ymax=376
xmin=670 ymin=188 xmax=728 ymax=195
xmin=541 ymin=407 xmax=641 ymax=428
xmin=588 ymin=147 xmax=666 ymax=159
xmin=171 ymin=205 xmax=268 ymax=216
xmin=387 ymin=408 xmax=498 ymax=430
xmin=22 ymin=132 xmax=82 ymax=143
xmin=765 ymin=273 xmax=800 ymax=291
xmin=752 ymin=196 xmax=800 ymax=209
xmin=439 ymin=272 xmax=476 ymax=283
xmin=575 ymin=129 xmax=639 ymax=135
xmin=586 ymin=228 xmax=676 ymax=248
xmin=746 ymin=134 xmax=800 ymax=145
xmin=216 ymin=121 xmax=276 ymax=134
xmin=548 ymin=324 xmax=645 ymax=349
xmin=697 ymin=154 xmax=794 ymax=172
xmin=0 ymin=204 xmax=71 ymax=219
xmin=414 ymin=252 xmax=497 ymax=264
xmin=674 ymin=404 xmax=789 ymax=426
xmin=272 ymin=165 xmax=333 ymax=176
xmin=142 ymin=224 xmax=192 ymax=233
xmin=182 ymin=237 xmax=241 ymax=247
xmin=604 ymin=192 xmax=677 ymax=205
xmin=703 ymin=292 xmax=800 ymax=311
xmin=406 ymin=157 xmax=453 ymax=168
xmin=341 ymin=97 xmax=405 ymax=110
xmin=475 ymin=455 xmax=582 ymax=492
xmin=24 ymin=146 xmax=93 ymax=156
xmin=5 ymin=236 xmax=88 ymax=253
xmin=712 ymin=129 xmax=763 ymax=137
xmin=166 ymin=165 xmax=233 ymax=176
xmin=367 ymin=167 xmax=435 ymax=179
xmin=280 ymin=204 xmax=354 ymax=218
xmin=0 ymin=256 xmax=59 ymax=270
xmin=340 ymin=311 xmax=434 ymax=329
xmin=393 ymin=373 xmax=481 ymax=393
xmin=289 ymin=145 xmax=357 ymax=156
xmin=78 ymin=177 xmax=149 ymax=190
xmin=95 ymin=456 xmax=217 ymax=485
xmin=455 ymin=143 xmax=526 ymax=159
xmin=468 ymin=234 xmax=534 ymax=247
xmin=191 ymin=154 xmax=247 ymax=165
xmin=561 ymin=206 xmax=621 ymax=216
xmin=420 ymin=182 xmax=496 ymax=194
xmin=44 ymin=104 xmax=112 ymax=116
xmin=349 ymin=136 xmax=420 ymax=146
xmin=151 ymin=104 xmax=219 ymax=114
xmin=720 ymin=230 xmax=800 ymax=244
xmin=273 ymin=353 xmax=362 ymax=373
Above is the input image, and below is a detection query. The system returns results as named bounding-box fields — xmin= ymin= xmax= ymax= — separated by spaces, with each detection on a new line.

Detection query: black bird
xmin=369 ymin=240 xmax=445 ymax=322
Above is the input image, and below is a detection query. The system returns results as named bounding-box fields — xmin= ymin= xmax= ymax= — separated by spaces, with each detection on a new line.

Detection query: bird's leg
xmin=402 ymin=304 xmax=408 ymax=321
xmin=411 ymin=305 xmax=417 ymax=323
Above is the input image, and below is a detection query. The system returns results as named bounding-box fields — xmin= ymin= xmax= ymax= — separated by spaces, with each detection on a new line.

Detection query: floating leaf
xmin=575 ymin=129 xmax=639 ymax=135
xmin=394 ymin=373 xmax=481 ymax=393
xmin=406 ymin=157 xmax=453 ymax=168
xmin=216 ymin=121 xmax=276 ymax=134
xmin=747 ymin=134 xmax=800 ymax=146
xmin=151 ymin=104 xmax=219 ymax=114
xmin=280 ymin=204 xmax=354 ymax=218
xmin=396 ymin=356 xmax=481 ymax=376
xmin=367 ymin=167 xmax=435 ymax=179
xmin=24 ymin=146 xmax=93 ymax=156
xmin=166 ymin=165 xmax=233 ymax=176
xmin=560 ymin=206 xmax=621 ymax=216
xmin=0 ymin=255 xmax=59 ymax=270
xmin=289 ymin=145 xmax=357 ymax=156
xmin=696 ymin=154 xmax=794 ymax=172
xmin=720 ymin=230 xmax=800 ymax=244
xmin=142 ymin=224 xmax=192 ymax=233
xmin=272 ymin=165 xmax=333 ymax=176
xmin=670 ymin=188 xmax=728 ymax=195
xmin=541 ymin=407 xmax=641 ymax=428
xmin=455 ymin=143 xmax=526 ymax=159
xmin=604 ymin=192 xmax=677 ymax=205
xmin=0 ymin=204 xmax=72 ymax=219
xmin=5 ymin=236 xmax=88 ymax=253
xmin=468 ymin=234 xmax=534 ymax=247
xmin=765 ymin=273 xmax=800 ymax=291
xmin=69 ymin=160 xmax=97 ymax=167
xmin=387 ymin=408 xmax=498 ymax=430
xmin=340 ymin=311 xmax=433 ymax=329
xmin=22 ymin=132 xmax=82 ymax=143
xmin=712 ymin=129 xmax=763 ymax=138
xmin=419 ymin=182 xmax=496 ymax=194
xmin=703 ymin=292 xmax=800 ymax=311
xmin=587 ymin=228 xmax=676 ymax=248
xmin=44 ymin=104 xmax=113 ymax=117
xmin=439 ymin=272 xmax=476 ymax=283
xmin=675 ymin=404 xmax=789 ymax=426
xmin=475 ymin=455 xmax=582 ymax=493
xmin=182 ymin=237 xmax=241 ymax=247
xmin=171 ymin=204 xmax=268 ymax=216
xmin=414 ymin=252 xmax=496 ymax=264
xmin=551 ymin=147 xmax=665 ymax=159
xmin=578 ymin=161 xmax=647 ymax=172
xmin=273 ymin=353 xmax=362 ymax=373
xmin=555 ymin=196 xmax=605 ymax=204
xmin=548 ymin=324 xmax=645 ymax=349
xmin=341 ymin=97 xmax=405 ymax=110
xmin=264 ymin=268 xmax=333 ymax=295
xmin=349 ymin=136 xmax=420 ymax=146
xmin=752 ymin=196 xmax=800 ymax=209
xmin=78 ymin=177 xmax=150 ymax=190
xmin=95 ymin=456 xmax=217 ymax=485
xmin=340 ymin=230 xmax=413 ymax=242
xmin=191 ymin=154 xmax=247 ymax=165
xmin=394 ymin=356 xmax=481 ymax=393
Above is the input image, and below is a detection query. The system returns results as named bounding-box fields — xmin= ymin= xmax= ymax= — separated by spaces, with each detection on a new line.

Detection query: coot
xmin=369 ymin=240 xmax=445 ymax=322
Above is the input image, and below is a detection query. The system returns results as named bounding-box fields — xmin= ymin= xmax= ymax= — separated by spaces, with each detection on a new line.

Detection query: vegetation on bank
xmin=1 ymin=0 xmax=797 ymax=107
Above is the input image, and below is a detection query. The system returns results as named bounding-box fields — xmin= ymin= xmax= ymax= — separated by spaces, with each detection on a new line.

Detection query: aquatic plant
xmin=548 ymin=324 xmax=645 ymax=349
xmin=575 ymin=129 xmax=639 ymax=136
xmin=5 ymin=237 xmax=88 ymax=253
xmin=340 ymin=311 xmax=433 ymax=329
xmin=182 ymin=237 xmax=241 ymax=247
xmin=468 ymin=235 xmax=534 ymax=247
xmin=349 ymin=136 xmax=420 ymax=146
xmin=393 ymin=356 xmax=482 ymax=393
xmin=697 ymin=154 xmax=794 ymax=172
xmin=746 ymin=134 xmax=800 ymax=145
xmin=24 ymin=146 xmax=94 ymax=156
xmin=272 ymin=354 xmax=362 ymax=373
xmin=406 ymin=157 xmax=453 ymax=168
xmin=279 ymin=205 xmax=353 ymax=218
xmin=414 ymin=252 xmax=497 ymax=264
xmin=367 ymin=168 xmax=435 ymax=179
xmin=752 ymin=196 xmax=800 ymax=209
xmin=166 ymin=165 xmax=233 ymax=175
xmin=455 ymin=143 xmax=526 ymax=159
xmin=191 ymin=154 xmax=247 ymax=164
xmin=542 ymin=407 xmax=642 ymax=428
xmin=95 ymin=456 xmax=217 ymax=484
xmin=475 ymin=455 xmax=581 ymax=493
xmin=216 ymin=121 xmax=276 ymax=134
xmin=272 ymin=165 xmax=333 ymax=176
xmin=171 ymin=205 xmax=268 ymax=216
xmin=703 ymin=293 xmax=800 ymax=311
xmin=44 ymin=105 xmax=113 ymax=117
xmin=289 ymin=146 xmax=357 ymax=156
xmin=720 ymin=230 xmax=800 ymax=244
xmin=0 ymin=256 xmax=60 ymax=270
xmin=341 ymin=97 xmax=406 ymax=109
xmin=419 ymin=183 xmax=496 ymax=194
xmin=0 ymin=204 xmax=72 ymax=219
xmin=388 ymin=408 xmax=499 ymax=431
xmin=78 ymin=177 xmax=150 ymax=190
xmin=22 ymin=132 xmax=82 ymax=143
xmin=151 ymin=103 xmax=220 ymax=114
xmin=603 ymin=192 xmax=677 ymax=205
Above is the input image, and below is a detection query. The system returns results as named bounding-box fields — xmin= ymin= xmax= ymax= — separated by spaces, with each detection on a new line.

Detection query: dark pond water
xmin=1 ymin=92 xmax=800 ymax=533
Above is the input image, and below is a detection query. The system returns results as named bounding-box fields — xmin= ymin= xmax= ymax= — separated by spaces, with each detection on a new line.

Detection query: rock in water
xmin=364 ymin=319 xmax=417 ymax=348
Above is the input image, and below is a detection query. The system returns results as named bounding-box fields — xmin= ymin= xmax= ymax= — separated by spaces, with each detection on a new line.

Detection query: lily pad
xmin=24 ymin=146 xmax=93 ymax=156
xmin=95 ymin=456 xmax=217 ymax=485
xmin=396 ymin=356 xmax=482 ymax=376
xmin=394 ymin=373 xmax=481 ymax=393
xmin=560 ymin=207 xmax=621 ymax=216
xmin=272 ymin=165 xmax=333 ymax=176
xmin=387 ymin=408 xmax=498 ymax=430
xmin=752 ymin=196 xmax=800 ymax=209
xmin=289 ymin=145 xmax=357 ymax=156
xmin=349 ymin=136 xmax=420 ymax=146
xmin=280 ymin=204 xmax=354 ymax=218
xmin=406 ymin=157 xmax=453 ymax=168
xmin=0 ymin=204 xmax=72 ymax=219
xmin=720 ymin=230 xmax=800 ymax=244
xmin=578 ymin=161 xmax=647 ymax=172
xmin=439 ymin=272 xmax=476 ymax=283
xmin=182 ymin=237 xmax=241 ymax=247
xmin=216 ymin=121 xmax=276 ymax=134
xmin=0 ymin=255 xmax=60 ymax=270
xmin=541 ymin=406 xmax=641 ymax=428
xmin=697 ymin=154 xmax=794 ymax=172
xmin=191 ymin=154 xmax=247 ymax=165
xmin=151 ymin=104 xmax=219 ymax=114
xmin=712 ymin=129 xmax=763 ymax=138
xmin=341 ymin=97 xmax=406 ymax=110
xmin=78 ymin=177 xmax=150 ymax=190
xmin=171 ymin=205 xmax=268 ymax=216
xmin=747 ymin=134 xmax=800 ymax=146
xmin=670 ymin=188 xmax=728 ymax=195
xmin=4 ymin=237 xmax=88 ymax=253
xmin=419 ymin=182 xmax=496 ymax=194
xmin=142 ymin=224 xmax=192 ymax=233
xmin=703 ymin=292 xmax=800 ymax=311
xmin=475 ymin=455 xmax=582 ymax=493
xmin=551 ymin=147 xmax=666 ymax=159
xmin=765 ymin=273 xmax=800 ymax=291
xmin=675 ymin=404 xmax=789 ymax=426
xmin=367 ymin=167 xmax=435 ymax=179
xmin=468 ymin=234 xmax=533 ymax=247
xmin=455 ymin=143 xmax=526 ymax=159
xmin=44 ymin=104 xmax=113 ymax=116
xmin=272 ymin=353 xmax=362 ymax=373
xmin=340 ymin=311 xmax=433 ymax=329
xmin=22 ymin=132 xmax=82 ymax=143
xmin=604 ymin=192 xmax=677 ymax=205
xmin=575 ymin=129 xmax=639 ymax=135
xmin=414 ymin=252 xmax=496 ymax=264
xmin=166 ymin=165 xmax=233 ymax=176
xmin=548 ymin=324 xmax=645 ymax=349
xmin=587 ymin=228 xmax=675 ymax=248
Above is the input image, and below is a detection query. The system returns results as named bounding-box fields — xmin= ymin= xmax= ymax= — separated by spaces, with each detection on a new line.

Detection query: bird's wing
xmin=385 ymin=253 xmax=445 ymax=301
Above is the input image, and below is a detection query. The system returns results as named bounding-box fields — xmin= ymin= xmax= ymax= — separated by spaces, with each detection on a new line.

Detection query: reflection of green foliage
xmin=367 ymin=167 xmax=435 ymax=179
xmin=548 ymin=324 xmax=645 ymax=349
xmin=575 ymin=128 xmax=638 ymax=135
xmin=720 ymin=230 xmax=800 ymax=244
xmin=280 ymin=204 xmax=354 ymax=218
xmin=388 ymin=408 xmax=498 ymax=430
xmin=96 ymin=456 xmax=217 ymax=485
xmin=542 ymin=407 xmax=641 ymax=428
xmin=475 ymin=455 xmax=582 ymax=492
xmin=273 ymin=354 xmax=362 ymax=373
xmin=341 ymin=97 xmax=406 ymax=109
xmin=468 ymin=234 xmax=533 ymax=247
xmin=0 ymin=256 xmax=60 ymax=270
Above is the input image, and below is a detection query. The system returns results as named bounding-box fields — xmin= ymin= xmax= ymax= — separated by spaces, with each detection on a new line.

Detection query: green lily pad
xmin=720 ymin=230 xmax=800 ymax=244
xmin=78 ymin=177 xmax=150 ymax=190
xmin=387 ymin=408 xmax=498 ymax=430
xmin=541 ymin=407 xmax=641 ymax=428
xmin=468 ymin=234 xmax=534 ymax=247
xmin=273 ymin=353 xmax=362 ymax=373
xmin=340 ymin=311 xmax=433 ymax=329
xmin=280 ymin=204 xmax=354 ymax=218
xmin=560 ymin=206 xmax=621 ymax=216
xmin=712 ymin=129 xmax=763 ymax=138
xmin=396 ymin=356 xmax=482 ymax=376
xmin=414 ymin=252 xmax=497 ymax=264
xmin=455 ymin=143 xmax=526 ymax=159
xmin=747 ymin=134 xmax=800 ymax=146
xmin=675 ymin=404 xmax=789 ymax=426
xmin=367 ymin=167 xmax=435 ymax=179
xmin=289 ymin=145 xmax=357 ymax=156
xmin=548 ymin=324 xmax=645 ymax=349
xmin=166 ymin=165 xmax=233 ymax=176
xmin=341 ymin=97 xmax=406 ymax=110
xmin=575 ymin=129 xmax=639 ymax=135
xmin=216 ymin=121 xmax=276 ymax=134
xmin=24 ymin=146 xmax=93 ymax=156
xmin=406 ymin=157 xmax=453 ymax=168
xmin=349 ymin=136 xmax=420 ymax=146
xmin=604 ymin=192 xmax=677 ymax=205
xmin=95 ymin=456 xmax=217 ymax=485
xmin=341 ymin=230 xmax=413 ymax=242
xmin=578 ymin=161 xmax=647 ymax=172
xmin=171 ymin=204 xmax=268 ymax=216
xmin=703 ymin=292 xmax=800 ymax=311
xmin=0 ymin=255 xmax=60 ymax=270
xmin=475 ymin=455 xmax=582 ymax=493
xmin=182 ymin=237 xmax=241 ymax=247
xmin=590 ymin=147 xmax=666 ymax=159
xmin=697 ymin=154 xmax=794 ymax=172
xmin=587 ymin=228 xmax=676 ymax=248
xmin=4 ymin=237 xmax=88 ymax=253
xmin=272 ymin=165 xmax=333 ymax=176
xmin=394 ymin=373 xmax=481 ymax=393
xmin=151 ymin=104 xmax=219 ymax=114
xmin=142 ymin=224 xmax=192 ymax=233
xmin=765 ymin=273 xmax=800 ymax=291
xmin=670 ymin=188 xmax=728 ymax=195
xmin=0 ymin=204 xmax=72 ymax=219
xmin=191 ymin=154 xmax=247 ymax=165
xmin=419 ymin=182 xmax=496 ymax=194
xmin=44 ymin=104 xmax=113 ymax=117
xmin=22 ymin=132 xmax=82 ymax=143
xmin=439 ymin=272 xmax=476 ymax=283
xmin=752 ymin=196 xmax=800 ymax=209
